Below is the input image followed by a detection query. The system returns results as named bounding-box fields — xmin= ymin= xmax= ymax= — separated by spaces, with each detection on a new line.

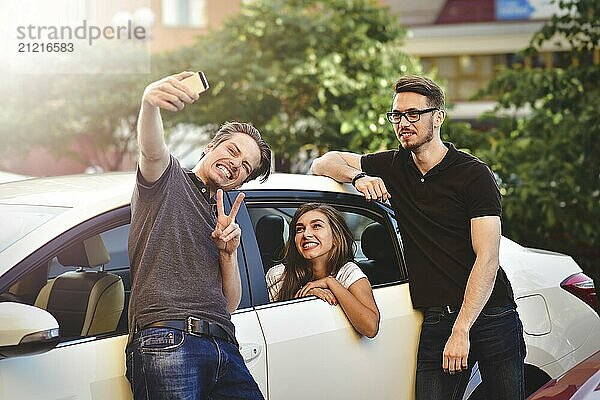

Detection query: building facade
xmin=389 ymin=0 xmax=598 ymax=119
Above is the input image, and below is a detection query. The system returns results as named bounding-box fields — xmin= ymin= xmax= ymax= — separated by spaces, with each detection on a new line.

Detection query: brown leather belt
xmin=143 ymin=317 xmax=233 ymax=343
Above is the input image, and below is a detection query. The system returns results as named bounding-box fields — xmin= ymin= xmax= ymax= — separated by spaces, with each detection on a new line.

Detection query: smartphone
xmin=181 ymin=71 xmax=210 ymax=94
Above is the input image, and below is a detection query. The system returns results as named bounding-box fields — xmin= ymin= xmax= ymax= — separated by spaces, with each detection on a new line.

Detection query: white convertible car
xmin=1 ymin=173 xmax=598 ymax=399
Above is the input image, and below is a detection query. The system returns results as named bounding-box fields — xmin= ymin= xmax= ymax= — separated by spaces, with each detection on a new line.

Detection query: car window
xmin=247 ymin=203 xmax=402 ymax=305
xmin=48 ymin=225 xmax=131 ymax=277
xmin=0 ymin=204 xmax=68 ymax=252
xmin=45 ymin=224 xmax=132 ymax=334
xmin=2 ymin=224 xmax=132 ymax=341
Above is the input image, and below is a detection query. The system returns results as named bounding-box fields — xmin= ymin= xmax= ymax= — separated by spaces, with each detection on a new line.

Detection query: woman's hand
xmin=296 ymin=277 xmax=332 ymax=297
xmin=295 ymin=287 xmax=338 ymax=305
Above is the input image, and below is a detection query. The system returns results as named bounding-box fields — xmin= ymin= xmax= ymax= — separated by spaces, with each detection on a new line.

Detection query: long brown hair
xmin=274 ymin=203 xmax=355 ymax=301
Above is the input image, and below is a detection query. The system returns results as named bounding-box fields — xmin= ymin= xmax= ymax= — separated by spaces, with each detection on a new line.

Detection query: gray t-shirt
xmin=127 ymin=155 xmax=235 ymax=340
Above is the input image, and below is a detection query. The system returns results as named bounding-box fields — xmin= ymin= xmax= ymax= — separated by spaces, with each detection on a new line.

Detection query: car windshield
xmin=1 ymin=204 xmax=68 ymax=252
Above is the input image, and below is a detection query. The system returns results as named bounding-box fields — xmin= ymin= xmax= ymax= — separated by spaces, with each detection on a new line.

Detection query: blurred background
xmin=0 ymin=0 xmax=597 ymax=286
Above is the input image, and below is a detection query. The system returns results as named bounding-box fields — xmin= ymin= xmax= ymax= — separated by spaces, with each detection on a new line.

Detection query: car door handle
xmin=239 ymin=343 xmax=262 ymax=362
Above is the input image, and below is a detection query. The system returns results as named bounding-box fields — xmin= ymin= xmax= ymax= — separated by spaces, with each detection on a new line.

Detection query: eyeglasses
xmin=386 ymin=107 xmax=439 ymax=124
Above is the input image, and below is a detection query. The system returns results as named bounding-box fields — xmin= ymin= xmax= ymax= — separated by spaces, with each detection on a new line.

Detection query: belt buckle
xmin=187 ymin=316 xmax=211 ymax=337
xmin=187 ymin=316 xmax=199 ymax=336
xmin=446 ymin=305 xmax=457 ymax=314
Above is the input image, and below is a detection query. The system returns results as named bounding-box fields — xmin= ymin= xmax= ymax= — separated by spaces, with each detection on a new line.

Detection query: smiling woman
xmin=265 ymin=203 xmax=380 ymax=338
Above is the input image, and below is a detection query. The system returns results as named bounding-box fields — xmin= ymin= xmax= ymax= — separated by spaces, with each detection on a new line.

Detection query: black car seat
xmin=255 ymin=214 xmax=286 ymax=274
xmin=359 ymin=222 xmax=401 ymax=285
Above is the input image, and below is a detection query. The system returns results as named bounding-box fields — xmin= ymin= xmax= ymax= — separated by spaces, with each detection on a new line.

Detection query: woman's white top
xmin=266 ymin=261 xmax=368 ymax=302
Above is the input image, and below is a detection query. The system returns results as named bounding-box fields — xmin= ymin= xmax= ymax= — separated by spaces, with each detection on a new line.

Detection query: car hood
xmin=0 ymin=173 xmax=134 ymax=207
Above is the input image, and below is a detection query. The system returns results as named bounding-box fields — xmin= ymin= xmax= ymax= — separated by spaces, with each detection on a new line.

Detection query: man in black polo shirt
xmin=312 ymin=75 xmax=525 ymax=400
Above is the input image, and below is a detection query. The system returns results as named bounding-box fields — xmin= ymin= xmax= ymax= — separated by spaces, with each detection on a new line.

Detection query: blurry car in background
xmin=0 ymin=171 xmax=31 ymax=183
xmin=528 ymin=349 xmax=600 ymax=400
xmin=0 ymin=173 xmax=599 ymax=399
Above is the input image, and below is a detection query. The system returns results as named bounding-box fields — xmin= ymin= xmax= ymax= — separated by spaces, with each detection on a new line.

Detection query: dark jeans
xmin=126 ymin=327 xmax=264 ymax=400
xmin=415 ymin=306 xmax=526 ymax=400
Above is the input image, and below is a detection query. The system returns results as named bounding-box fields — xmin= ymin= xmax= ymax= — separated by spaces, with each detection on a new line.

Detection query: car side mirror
xmin=0 ymin=302 xmax=59 ymax=359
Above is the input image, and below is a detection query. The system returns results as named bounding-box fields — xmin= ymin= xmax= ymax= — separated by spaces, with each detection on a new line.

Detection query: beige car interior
xmin=6 ymin=262 xmax=50 ymax=305
xmin=33 ymin=235 xmax=125 ymax=338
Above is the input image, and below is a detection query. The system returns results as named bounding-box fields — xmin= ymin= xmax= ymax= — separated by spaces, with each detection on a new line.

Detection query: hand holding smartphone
xmin=180 ymin=71 xmax=210 ymax=95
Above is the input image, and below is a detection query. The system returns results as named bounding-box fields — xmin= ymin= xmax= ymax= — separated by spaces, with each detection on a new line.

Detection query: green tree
xmin=476 ymin=0 xmax=599 ymax=272
xmin=162 ymin=0 xmax=419 ymax=170
xmin=0 ymin=66 xmax=150 ymax=172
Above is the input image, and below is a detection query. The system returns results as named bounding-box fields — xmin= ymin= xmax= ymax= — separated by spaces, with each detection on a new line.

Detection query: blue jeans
xmin=126 ymin=328 xmax=264 ymax=400
xmin=415 ymin=306 xmax=526 ymax=400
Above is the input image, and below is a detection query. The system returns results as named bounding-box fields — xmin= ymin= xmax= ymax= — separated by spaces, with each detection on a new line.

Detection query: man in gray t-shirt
xmin=125 ymin=71 xmax=271 ymax=400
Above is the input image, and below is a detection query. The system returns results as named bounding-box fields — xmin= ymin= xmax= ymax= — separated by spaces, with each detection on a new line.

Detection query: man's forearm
xmin=137 ymin=102 xmax=169 ymax=161
xmin=453 ymin=258 xmax=499 ymax=333
xmin=219 ymin=250 xmax=242 ymax=314
xmin=311 ymin=152 xmax=361 ymax=182
xmin=136 ymin=72 xmax=198 ymax=179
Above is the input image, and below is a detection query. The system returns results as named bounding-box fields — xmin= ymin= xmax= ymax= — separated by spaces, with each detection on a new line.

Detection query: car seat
xmin=35 ymin=235 xmax=124 ymax=337
xmin=255 ymin=214 xmax=286 ymax=274
xmin=359 ymin=222 xmax=401 ymax=285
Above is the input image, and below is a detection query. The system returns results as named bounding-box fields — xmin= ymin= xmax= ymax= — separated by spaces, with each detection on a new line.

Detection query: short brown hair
xmin=393 ymin=75 xmax=445 ymax=110
xmin=209 ymin=121 xmax=271 ymax=183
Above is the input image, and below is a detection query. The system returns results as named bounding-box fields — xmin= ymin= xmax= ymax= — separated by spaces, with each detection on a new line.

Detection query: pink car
xmin=528 ymin=350 xmax=600 ymax=399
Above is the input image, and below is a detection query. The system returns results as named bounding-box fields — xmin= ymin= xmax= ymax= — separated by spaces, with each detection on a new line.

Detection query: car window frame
xmin=232 ymin=189 xmax=408 ymax=308
xmin=0 ymin=206 xmax=131 ymax=292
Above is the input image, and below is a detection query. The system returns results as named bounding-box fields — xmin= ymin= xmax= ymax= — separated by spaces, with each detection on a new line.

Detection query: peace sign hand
xmin=211 ymin=189 xmax=245 ymax=255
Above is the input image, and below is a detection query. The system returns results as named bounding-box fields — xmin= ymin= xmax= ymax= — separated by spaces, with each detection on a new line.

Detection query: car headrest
xmin=361 ymin=223 xmax=390 ymax=260
xmin=57 ymin=235 xmax=110 ymax=268
xmin=256 ymin=214 xmax=285 ymax=256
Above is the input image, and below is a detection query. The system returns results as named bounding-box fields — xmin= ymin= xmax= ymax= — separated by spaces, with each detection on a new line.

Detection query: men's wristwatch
xmin=351 ymin=172 xmax=367 ymax=187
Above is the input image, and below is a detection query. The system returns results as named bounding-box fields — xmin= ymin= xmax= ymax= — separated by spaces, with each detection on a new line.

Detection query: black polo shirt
xmin=361 ymin=143 xmax=515 ymax=309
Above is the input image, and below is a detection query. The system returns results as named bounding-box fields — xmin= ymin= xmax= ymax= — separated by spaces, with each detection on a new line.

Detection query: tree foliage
xmin=475 ymin=0 xmax=599 ymax=270
xmin=162 ymin=0 xmax=420 ymax=170
xmin=1 ymin=0 xmax=418 ymax=172
xmin=0 ymin=65 xmax=149 ymax=171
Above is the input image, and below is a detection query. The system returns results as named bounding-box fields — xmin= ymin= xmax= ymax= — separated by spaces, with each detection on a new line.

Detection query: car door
xmin=236 ymin=190 xmax=423 ymax=400
xmin=0 ymin=199 xmax=267 ymax=400
xmin=0 ymin=207 xmax=133 ymax=400
xmin=225 ymin=193 xmax=269 ymax=396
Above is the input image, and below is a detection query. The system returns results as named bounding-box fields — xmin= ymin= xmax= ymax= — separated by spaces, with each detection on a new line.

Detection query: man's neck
xmin=192 ymin=161 xmax=217 ymax=197
xmin=411 ymin=140 xmax=448 ymax=175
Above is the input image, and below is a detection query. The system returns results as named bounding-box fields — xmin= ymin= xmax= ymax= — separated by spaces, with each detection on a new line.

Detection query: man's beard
xmin=399 ymin=125 xmax=434 ymax=151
